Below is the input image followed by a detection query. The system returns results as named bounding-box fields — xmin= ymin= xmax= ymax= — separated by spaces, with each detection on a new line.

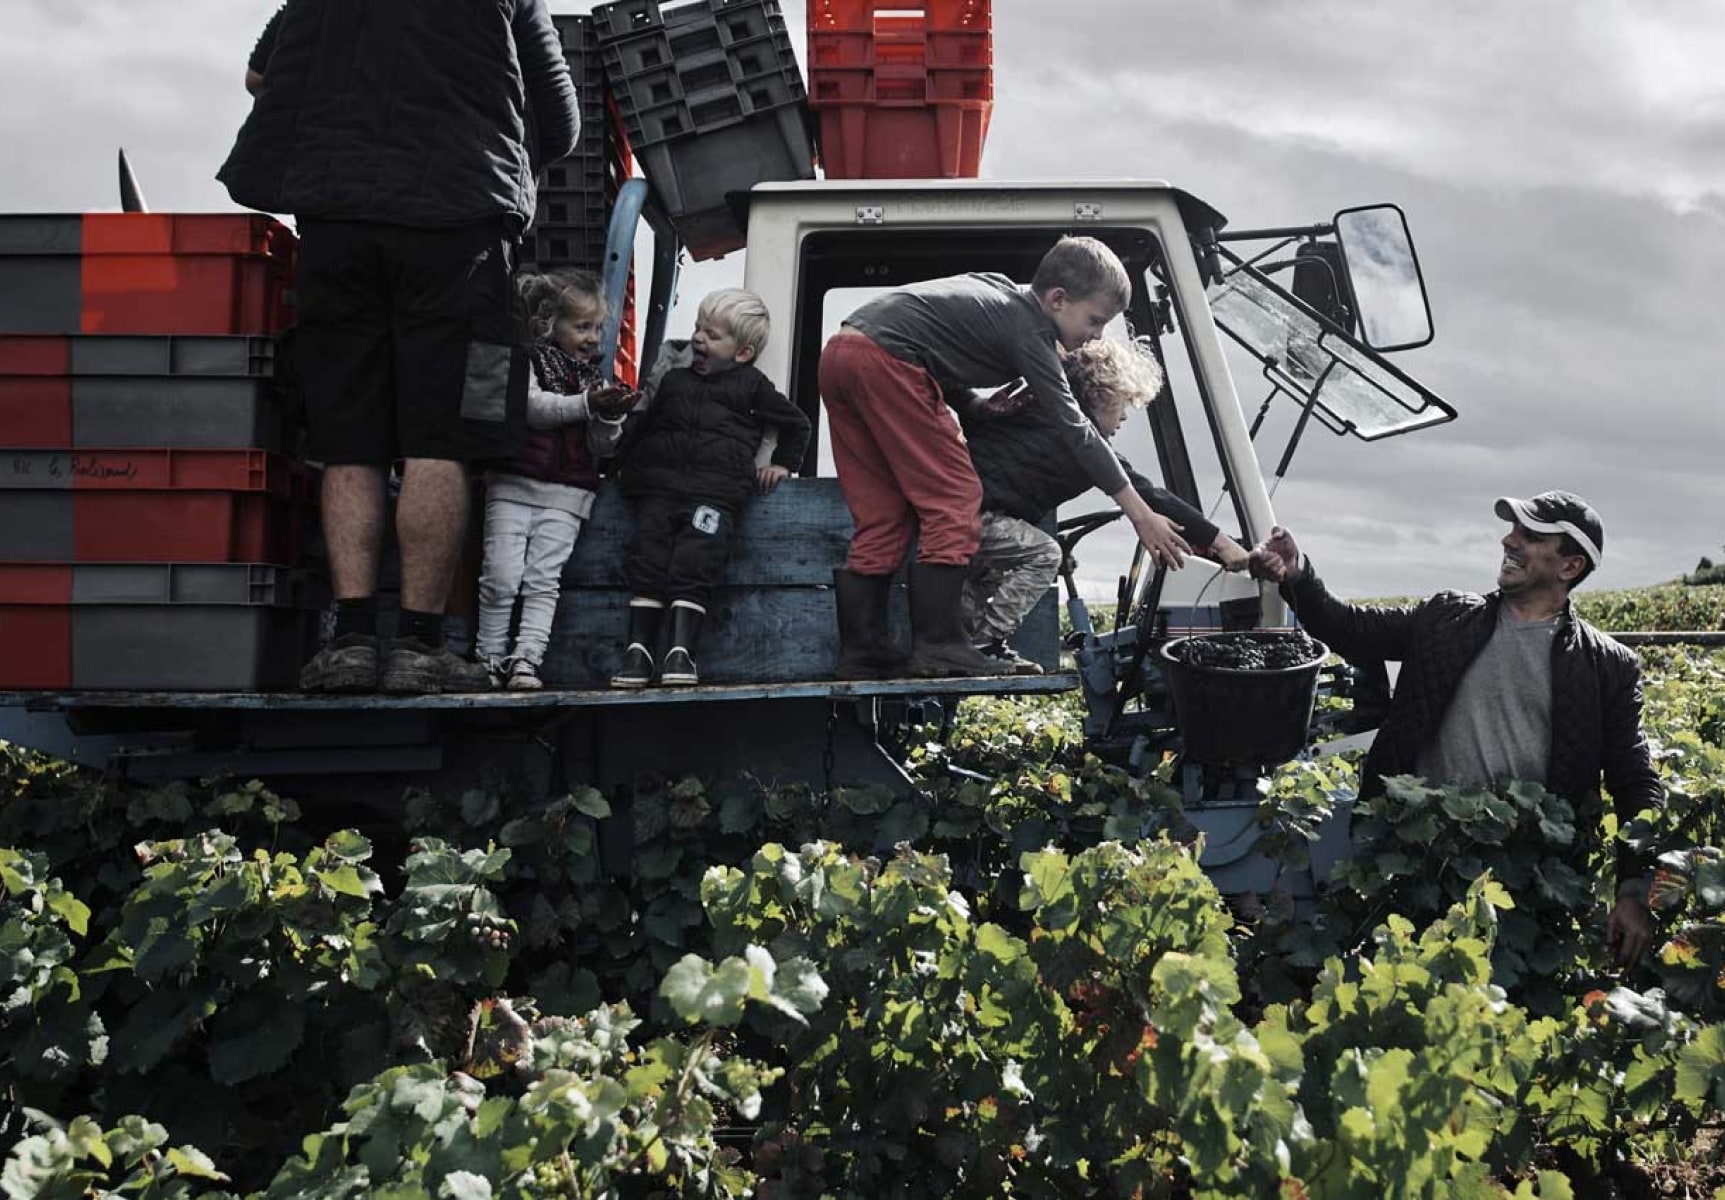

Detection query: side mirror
xmin=1333 ymin=204 xmax=1434 ymax=352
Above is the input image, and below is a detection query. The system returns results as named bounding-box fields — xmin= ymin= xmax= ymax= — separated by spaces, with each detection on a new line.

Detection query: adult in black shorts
xmin=219 ymin=0 xmax=579 ymax=693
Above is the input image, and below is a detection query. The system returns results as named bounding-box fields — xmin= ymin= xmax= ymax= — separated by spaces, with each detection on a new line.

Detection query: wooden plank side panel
xmin=544 ymin=587 xmax=856 ymax=685
xmin=543 ymin=585 xmax=1060 ymax=686
xmin=551 ymin=479 xmax=1061 ymax=685
xmin=563 ymin=480 xmax=853 ymax=587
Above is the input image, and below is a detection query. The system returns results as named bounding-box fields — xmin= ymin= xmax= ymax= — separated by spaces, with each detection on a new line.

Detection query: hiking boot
xmin=506 ymin=657 xmax=543 ymax=691
xmin=832 ymin=568 xmax=908 ymax=679
xmin=658 ymin=605 xmax=703 ymax=687
xmin=380 ymin=637 xmax=495 ymax=694
xmin=299 ymin=633 xmax=379 ymax=693
xmin=907 ymin=563 xmax=1005 ymax=678
xmin=976 ymin=639 xmax=1044 ymax=675
xmin=609 ymin=604 xmax=663 ymax=690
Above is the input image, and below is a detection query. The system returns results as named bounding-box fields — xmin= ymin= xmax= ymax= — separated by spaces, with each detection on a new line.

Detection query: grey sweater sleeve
xmin=1015 ymin=339 xmax=1131 ymax=496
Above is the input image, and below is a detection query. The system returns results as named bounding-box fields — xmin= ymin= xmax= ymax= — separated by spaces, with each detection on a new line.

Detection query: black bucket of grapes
xmin=1158 ymin=630 xmax=1328 ymax=766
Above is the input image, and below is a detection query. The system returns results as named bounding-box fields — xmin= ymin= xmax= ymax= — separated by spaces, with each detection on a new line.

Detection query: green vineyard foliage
xmin=6 ymin=622 xmax=1725 ymax=1194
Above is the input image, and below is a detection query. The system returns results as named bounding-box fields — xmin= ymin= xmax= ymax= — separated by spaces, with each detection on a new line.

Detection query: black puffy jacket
xmin=217 ymin=0 xmax=578 ymax=232
xmin=620 ymin=366 xmax=812 ymax=509
xmin=1281 ymin=562 xmax=1663 ymax=881
xmin=961 ymin=403 xmax=1220 ymax=549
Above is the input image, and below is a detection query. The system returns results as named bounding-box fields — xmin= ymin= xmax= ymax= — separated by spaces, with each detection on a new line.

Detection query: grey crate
xmin=68 ymin=563 xmax=305 ymax=606
xmin=71 ymin=377 xmax=293 ymax=450
xmin=0 ymin=260 xmax=80 ymax=333
xmin=0 ymin=216 xmax=83 ymax=255
xmin=634 ymin=107 xmax=815 ymax=259
xmin=66 ymin=335 xmax=275 ymax=377
xmin=72 ymin=606 xmax=315 ymax=690
xmin=0 ymin=492 xmax=73 ymax=558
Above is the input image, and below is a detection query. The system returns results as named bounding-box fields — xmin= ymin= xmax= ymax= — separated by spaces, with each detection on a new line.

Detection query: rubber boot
xmin=833 ymin=569 xmax=908 ymax=679
xmin=659 ymin=603 xmax=703 ymax=687
xmin=908 ymin=562 xmax=1005 ymax=678
xmin=609 ymin=604 xmax=662 ymax=689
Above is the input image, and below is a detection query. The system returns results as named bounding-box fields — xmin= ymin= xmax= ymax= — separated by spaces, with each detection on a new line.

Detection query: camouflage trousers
xmin=962 ymin=512 xmax=1062 ymax=644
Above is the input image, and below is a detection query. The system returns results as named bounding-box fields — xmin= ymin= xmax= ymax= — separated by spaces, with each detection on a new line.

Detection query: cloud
xmin=1 ymin=0 xmax=1720 ymax=602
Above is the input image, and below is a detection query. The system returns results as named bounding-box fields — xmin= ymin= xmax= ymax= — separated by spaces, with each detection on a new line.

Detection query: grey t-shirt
xmin=1415 ymin=607 xmax=1559 ymax=789
xmin=845 ymin=274 xmax=1131 ymax=496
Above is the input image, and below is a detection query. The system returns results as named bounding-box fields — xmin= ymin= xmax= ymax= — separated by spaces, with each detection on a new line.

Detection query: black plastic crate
xmin=521 ymin=223 xmax=612 ymax=273
xmin=593 ymin=0 xmax=813 ymax=258
xmin=632 ymin=108 xmax=814 ymax=259
xmin=596 ymin=0 xmax=808 ymax=148
xmin=547 ymin=13 xmax=622 ymax=184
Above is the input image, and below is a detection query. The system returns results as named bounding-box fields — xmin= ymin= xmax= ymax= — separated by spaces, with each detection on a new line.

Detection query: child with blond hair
xmin=609 ymin=288 xmax=811 ymax=689
xmin=475 ymin=269 xmax=638 ymax=689
xmin=960 ymin=337 xmax=1251 ymax=672
xmin=819 ymin=236 xmax=1195 ymax=679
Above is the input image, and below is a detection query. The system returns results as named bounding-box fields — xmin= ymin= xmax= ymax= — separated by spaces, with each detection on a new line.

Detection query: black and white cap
xmin=1494 ymin=491 xmax=1604 ymax=568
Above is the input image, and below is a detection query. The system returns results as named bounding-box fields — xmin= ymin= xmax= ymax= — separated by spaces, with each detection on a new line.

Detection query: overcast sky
xmin=4 ymin=1 xmax=1721 ymax=600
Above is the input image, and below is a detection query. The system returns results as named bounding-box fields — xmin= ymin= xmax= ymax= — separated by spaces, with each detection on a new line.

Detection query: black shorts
xmin=295 ymin=219 xmax=522 ymax=464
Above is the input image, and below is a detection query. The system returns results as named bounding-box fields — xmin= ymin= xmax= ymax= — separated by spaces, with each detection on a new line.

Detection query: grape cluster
xmin=465 ymin=911 xmax=512 ymax=952
xmin=1167 ymin=631 xmax=1323 ymax=672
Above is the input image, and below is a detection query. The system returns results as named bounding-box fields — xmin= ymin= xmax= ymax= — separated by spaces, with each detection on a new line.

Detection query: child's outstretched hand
xmin=589 ymin=383 xmax=641 ymax=419
xmin=757 ymin=465 xmax=790 ymax=495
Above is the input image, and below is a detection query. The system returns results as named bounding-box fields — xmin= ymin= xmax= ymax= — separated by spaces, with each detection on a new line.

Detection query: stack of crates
xmin=529 ymin=12 xmax=641 ymax=386
xmin=528 ymin=13 xmax=634 ymax=274
xmin=593 ymin=0 xmax=816 ymax=260
xmin=806 ymin=0 xmax=992 ymax=179
xmin=0 ymin=213 xmax=318 ymax=691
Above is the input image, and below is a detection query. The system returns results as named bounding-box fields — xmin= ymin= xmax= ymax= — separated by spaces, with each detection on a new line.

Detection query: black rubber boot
xmin=609 ymin=604 xmax=662 ymax=690
xmin=659 ymin=604 xmax=703 ymax=687
xmin=833 ymin=568 xmax=908 ymax=679
xmin=908 ymin=563 xmax=1005 ymax=678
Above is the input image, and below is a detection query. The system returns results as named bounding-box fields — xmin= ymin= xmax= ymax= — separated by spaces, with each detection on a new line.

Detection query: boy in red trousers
xmin=819 ymin=236 xmax=1192 ymax=678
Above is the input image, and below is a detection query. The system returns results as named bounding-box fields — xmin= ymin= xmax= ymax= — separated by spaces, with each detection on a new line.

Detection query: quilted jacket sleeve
xmin=1599 ymin=647 xmax=1664 ymax=883
xmin=513 ymin=0 xmax=579 ymax=167
xmin=1280 ymin=558 xmax=1425 ymax=662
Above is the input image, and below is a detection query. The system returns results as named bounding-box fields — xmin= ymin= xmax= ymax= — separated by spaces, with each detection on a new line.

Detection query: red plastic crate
xmin=810 ymin=0 xmax=988 ymax=33
xmin=806 ymin=1 xmax=991 ymax=178
xmin=0 ymin=608 xmax=71 ymax=688
xmin=814 ymin=102 xmax=990 ymax=179
xmin=81 ymin=214 xmax=296 ymax=335
xmin=71 ymin=492 xmax=307 ymax=563
xmin=0 ymin=448 xmax=303 ymax=494
xmin=0 ymin=213 xmax=297 ymax=337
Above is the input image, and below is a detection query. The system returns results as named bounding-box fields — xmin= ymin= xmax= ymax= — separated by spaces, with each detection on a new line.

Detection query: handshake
xmin=588 ymin=382 xmax=642 ymax=420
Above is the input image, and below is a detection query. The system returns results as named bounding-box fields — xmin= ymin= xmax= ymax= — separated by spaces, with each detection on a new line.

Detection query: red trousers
xmin=819 ymin=329 xmax=982 ymax=574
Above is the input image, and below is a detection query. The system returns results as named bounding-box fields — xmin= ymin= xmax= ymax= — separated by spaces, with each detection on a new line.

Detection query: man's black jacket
xmin=1282 ymin=561 xmax=1663 ymax=881
xmin=219 ymin=0 xmax=578 ymax=232
xmin=960 ymin=403 xmax=1220 ymax=548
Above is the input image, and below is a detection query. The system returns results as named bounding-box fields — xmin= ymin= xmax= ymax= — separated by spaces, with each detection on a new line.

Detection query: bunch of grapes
xmin=1168 ymin=631 xmax=1323 ymax=672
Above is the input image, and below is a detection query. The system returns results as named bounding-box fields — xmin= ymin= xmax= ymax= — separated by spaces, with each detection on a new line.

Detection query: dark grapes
xmin=1166 ymin=630 xmax=1324 ymax=672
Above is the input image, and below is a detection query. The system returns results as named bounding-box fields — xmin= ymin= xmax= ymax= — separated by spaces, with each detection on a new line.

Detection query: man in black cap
xmin=219 ymin=0 xmax=579 ymax=693
xmin=1252 ymin=490 xmax=1659 ymax=964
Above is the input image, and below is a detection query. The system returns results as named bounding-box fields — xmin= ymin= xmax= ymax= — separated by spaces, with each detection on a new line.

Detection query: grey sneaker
xmin=381 ymin=637 xmax=495 ymax=694
xmin=976 ymin=640 xmax=1044 ymax=676
xmin=477 ymin=653 xmax=509 ymax=689
xmin=506 ymin=657 xmax=543 ymax=691
xmin=300 ymin=634 xmax=379 ymax=692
